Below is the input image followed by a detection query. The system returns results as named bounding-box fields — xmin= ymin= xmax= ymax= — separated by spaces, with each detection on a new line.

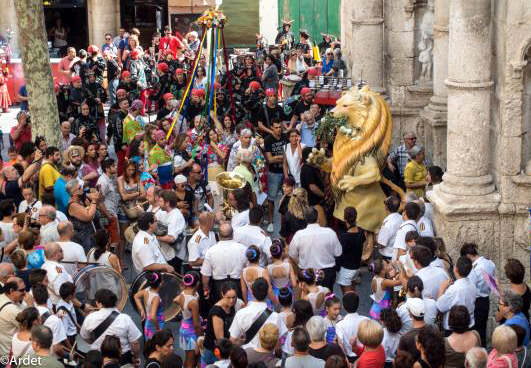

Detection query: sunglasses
xmin=106 ymin=38 xmax=111 ymax=40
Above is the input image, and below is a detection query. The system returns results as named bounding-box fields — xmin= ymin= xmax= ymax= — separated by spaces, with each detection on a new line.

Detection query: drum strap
xmin=57 ymin=306 xmax=81 ymax=332
xmin=90 ymin=311 xmax=119 ymax=344
xmin=245 ymin=308 xmax=272 ymax=344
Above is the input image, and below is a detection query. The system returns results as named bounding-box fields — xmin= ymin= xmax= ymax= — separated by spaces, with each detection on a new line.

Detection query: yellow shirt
xmin=38 ymin=162 xmax=61 ymax=199
xmin=404 ymin=160 xmax=428 ymax=198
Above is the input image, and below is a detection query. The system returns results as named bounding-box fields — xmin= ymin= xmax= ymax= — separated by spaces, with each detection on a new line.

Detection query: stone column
xmin=87 ymin=0 xmax=119 ymax=47
xmin=0 ymin=0 xmax=20 ymax=57
xmin=350 ymin=0 xmax=384 ymax=92
xmin=419 ymin=0 xmax=449 ymax=168
xmin=428 ymin=0 xmax=499 ymax=208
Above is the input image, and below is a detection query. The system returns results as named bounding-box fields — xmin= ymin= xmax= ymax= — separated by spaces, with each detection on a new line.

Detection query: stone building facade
xmin=342 ymin=0 xmax=531 ymax=279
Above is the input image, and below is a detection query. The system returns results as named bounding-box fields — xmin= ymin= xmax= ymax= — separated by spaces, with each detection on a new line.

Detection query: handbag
xmin=123 ymin=204 xmax=141 ymax=220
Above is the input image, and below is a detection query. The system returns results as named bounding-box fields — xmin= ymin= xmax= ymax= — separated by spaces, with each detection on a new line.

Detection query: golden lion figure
xmin=325 ymin=86 xmax=399 ymax=233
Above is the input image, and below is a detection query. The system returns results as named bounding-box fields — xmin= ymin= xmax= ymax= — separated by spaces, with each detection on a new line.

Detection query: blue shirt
xmin=18 ymin=85 xmax=28 ymax=111
xmin=299 ymin=122 xmax=317 ymax=148
xmin=101 ymin=42 xmax=117 ymax=57
xmin=54 ymin=177 xmax=71 ymax=214
xmin=322 ymin=59 xmax=334 ymax=75
xmin=505 ymin=312 xmax=531 ymax=346
xmin=27 ymin=248 xmax=45 ymax=269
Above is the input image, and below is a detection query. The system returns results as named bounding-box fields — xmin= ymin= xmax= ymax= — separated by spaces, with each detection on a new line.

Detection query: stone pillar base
xmin=426 ymin=185 xmax=501 ymax=259
xmin=419 ymin=95 xmax=447 ymax=169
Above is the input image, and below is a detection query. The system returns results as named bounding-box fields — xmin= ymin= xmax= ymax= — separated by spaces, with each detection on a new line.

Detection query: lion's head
xmin=330 ymin=86 xmax=393 ymax=189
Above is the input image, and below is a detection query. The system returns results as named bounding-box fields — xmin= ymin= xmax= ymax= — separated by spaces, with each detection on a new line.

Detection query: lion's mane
xmin=331 ymin=87 xmax=393 ymax=196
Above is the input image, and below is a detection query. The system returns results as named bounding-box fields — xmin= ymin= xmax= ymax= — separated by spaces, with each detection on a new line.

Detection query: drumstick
xmin=61 ymin=261 xmax=99 ymax=265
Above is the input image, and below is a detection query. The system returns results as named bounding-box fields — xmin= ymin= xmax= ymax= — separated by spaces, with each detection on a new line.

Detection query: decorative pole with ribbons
xmin=220 ymin=26 xmax=236 ymax=123
xmin=207 ymin=26 xmax=218 ymax=127
xmin=166 ymin=27 xmax=208 ymax=140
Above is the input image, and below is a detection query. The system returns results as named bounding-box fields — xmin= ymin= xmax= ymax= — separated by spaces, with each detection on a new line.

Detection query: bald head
xmin=44 ymin=243 xmax=62 ymax=261
xmin=0 ymin=263 xmax=15 ymax=283
xmin=198 ymin=212 xmax=214 ymax=229
xmin=57 ymin=221 xmax=73 ymax=238
xmin=39 ymin=205 xmax=56 ymax=225
xmin=218 ymin=223 xmax=233 ymax=240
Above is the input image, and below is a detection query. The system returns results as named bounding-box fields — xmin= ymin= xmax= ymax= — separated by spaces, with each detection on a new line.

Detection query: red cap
xmin=163 ymin=93 xmax=174 ymax=101
xmin=192 ymin=89 xmax=206 ymax=98
xmin=164 ymin=49 xmax=173 ymax=56
xmin=121 ymin=71 xmax=131 ymax=78
xmin=130 ymin=49 xmax=140 ymax=60
xmin=72 ymin=76 xmax=81 ymax=83
xmin=175 ymin=68 xmax=185 ymax=75
xmin=87 ymin=45 xmax=99 ymax=54
xmin=249 ymin=81 xmax=261 ymax=91
xmin=300 ymin=87 xmax=312 ymax=95
xmin=308 ymin=67 xmax=320 ymax=77
xmin=157 ymin=62 xmax=169 ymax=73
xmin=265 ymin=88 xmax=275 ymax=97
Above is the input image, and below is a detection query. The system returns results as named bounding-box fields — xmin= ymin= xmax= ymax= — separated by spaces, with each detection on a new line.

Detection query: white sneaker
xmin=267 ymin=223 xmax=274 ymax=233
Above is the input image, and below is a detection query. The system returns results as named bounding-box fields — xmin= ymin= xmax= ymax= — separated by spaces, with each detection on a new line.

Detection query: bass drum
xmin=129 ymin=271 xmax=182 ymax=320
xmin=73 ymin=265 xmax=128 ymax=311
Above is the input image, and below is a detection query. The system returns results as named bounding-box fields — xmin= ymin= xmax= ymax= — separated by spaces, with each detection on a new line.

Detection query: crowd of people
xmin=0 ymin=20 xmax=528 ymax=368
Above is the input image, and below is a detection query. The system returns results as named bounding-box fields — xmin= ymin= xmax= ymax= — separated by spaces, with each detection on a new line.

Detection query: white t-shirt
xmin=41 ymin=260 xmax=73 ymax=304
xmin=56 ymin=299 xmax=77 ymax=336
xmin=231 ymin=209 xmax=250 ymax=230
xmin=132 ymin=230 xmax=167 ymax=274
xmin=155 ymin=208 xmax=186 ymax=261
xmin=80 ymin=308 xmax=142 ymax=352
xmin=0 ymin=221 xmax=16 ymax=251
xmin=392 ymin=220 xmax=418 ymax=259
xmin=233 ymin=224 xmax=272 ymax=267
xmin=18 ymin=200 xmax=42 ymax=221
xmin=37 ymin=306 xmax=67 ymax=346
xmin=377 ymin=212 xmax=403 ymax=258
xmin=187 ymin=228 xmax=216 ymax=266
xmin=229 ymin=301 xmax=287 ymax=349
xmin=56 ymin=241 xmax=87 ymax=277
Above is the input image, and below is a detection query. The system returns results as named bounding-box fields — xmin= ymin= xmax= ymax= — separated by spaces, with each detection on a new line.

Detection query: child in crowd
xmin=369 ymin=259 xmax=402 ymax=320
xmin=18 ymin=184 xmax=42 ymax=223
xmin=299 ymin=268 xmax=330 ymax=316
xmin=56 ymin=281 xmax=79 ymax=345
xmin=6 ymin=146 xmax=18 ymax=166
xmin=351 ymin=319 xmax=386 ymax=368
xmin=336 ymin=292 xmax=369 ymax=364
xmin=399 ymin=231 xmax=419 ymax=276
xmin=241 ymin=245 xmax=273 ymax=304
xmin=214 ymin=338 xmax=233 ymax=368
xmin=134 ymin=271 xmax=164 ymax=339
xmin=278 ymin=287 xmax=294 ymax=327
xmin=323 ymin=295 xmax=342 ymax=343
xmin=267 ymin=240 xmax=297 ymax=301
xmin=380 ymin=308 xmax=403 ymax=367
xmin=176 ymin=271 xmax=203 ymax=368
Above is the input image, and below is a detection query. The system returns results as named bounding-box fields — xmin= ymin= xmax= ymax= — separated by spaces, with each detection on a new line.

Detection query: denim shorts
xmin=267 ymin=172 xmax=284 ymax=201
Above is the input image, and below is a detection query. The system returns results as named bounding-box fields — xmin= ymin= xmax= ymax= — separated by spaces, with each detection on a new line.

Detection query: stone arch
xmin=517 ymin=36 xmax=531 ymax=65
